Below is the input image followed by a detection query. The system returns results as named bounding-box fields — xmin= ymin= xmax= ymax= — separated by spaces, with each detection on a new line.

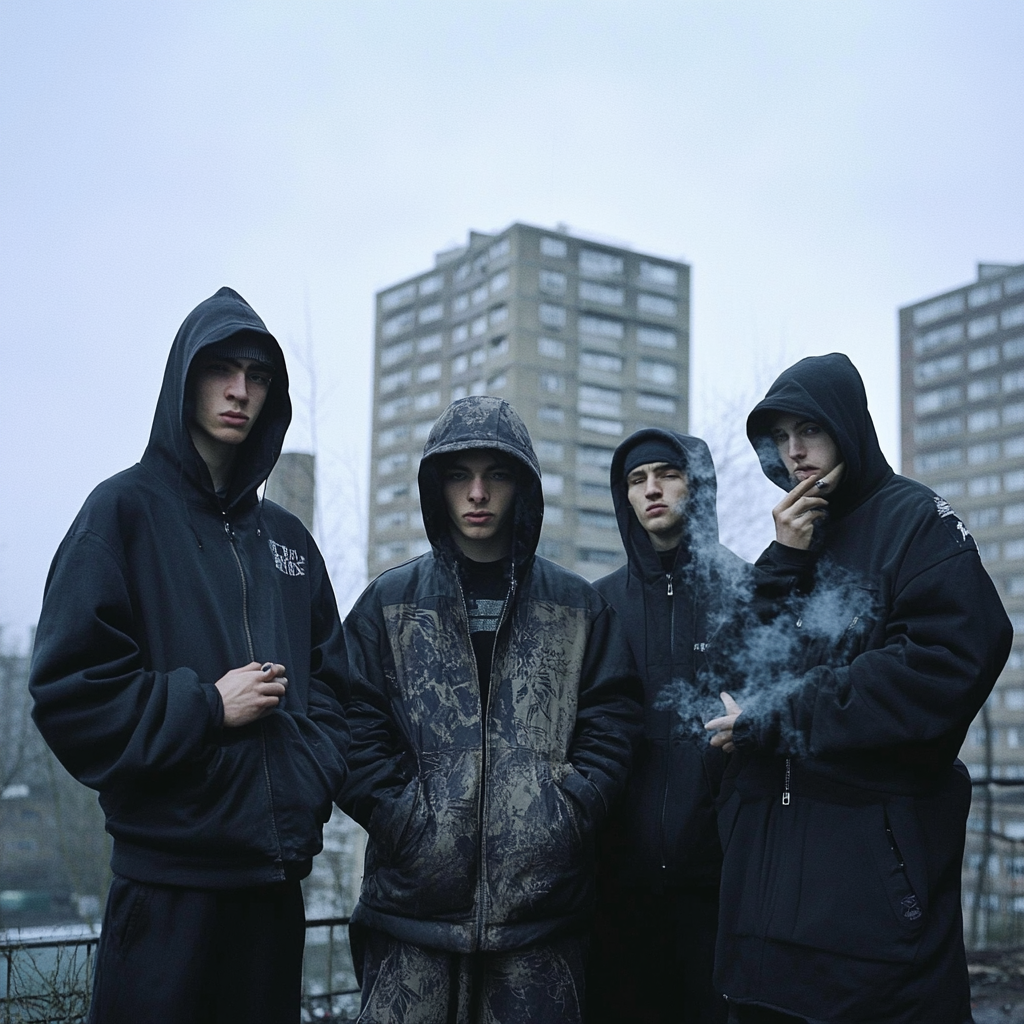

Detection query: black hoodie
xmin=339 ymin=396 xmax=643 ymax=953
xmin=30 ymin=287 xmax=349 ymax=888
xmin=592 ymin=428 xmax=749 ymax=889
xmin=715 ymin=353 xmax=1012 ymax=1023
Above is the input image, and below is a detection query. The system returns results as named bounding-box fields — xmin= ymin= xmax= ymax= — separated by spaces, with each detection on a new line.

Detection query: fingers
xmin=721 ymin=691 xmax=742 ymax=716
xmin=814 ymin=461 xmax=846 ymax=494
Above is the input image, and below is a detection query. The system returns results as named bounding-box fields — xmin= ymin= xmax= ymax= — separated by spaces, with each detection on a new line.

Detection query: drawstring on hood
xmin=141 ymin=287 xmax=290 ymax=544
xmin=746 ymin=352 xmax=893 ymax=519
xmin=417 ymin=397 xmax=543 ymax=570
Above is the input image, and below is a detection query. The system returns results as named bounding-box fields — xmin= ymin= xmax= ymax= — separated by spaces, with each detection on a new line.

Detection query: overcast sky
xmin=3 ymin=1 xmax=1023 ymax=643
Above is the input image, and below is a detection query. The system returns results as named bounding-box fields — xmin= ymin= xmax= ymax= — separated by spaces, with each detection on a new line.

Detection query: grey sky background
xmin=3 ymin=1 xmax=1023 ymax=643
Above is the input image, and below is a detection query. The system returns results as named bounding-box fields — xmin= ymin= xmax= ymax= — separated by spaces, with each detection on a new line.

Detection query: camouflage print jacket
xmin=339 ymin=397 xmax=643 ymax=953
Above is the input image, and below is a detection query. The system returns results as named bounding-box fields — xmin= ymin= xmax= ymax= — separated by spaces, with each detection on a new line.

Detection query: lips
xmin=463 ymin=512 xmax=493 ymax=525
xmin=645 ymin=503 xmax=668 ymax=516
xmin=219 ymin=411 xmax=249 ymax=426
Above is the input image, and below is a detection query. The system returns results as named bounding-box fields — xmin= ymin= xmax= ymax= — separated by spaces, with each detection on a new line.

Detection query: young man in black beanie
xmin=586 ymin=428 xmax=747 ymax=1024
xmin=30 ymin=288 xmax=349 ymax=1024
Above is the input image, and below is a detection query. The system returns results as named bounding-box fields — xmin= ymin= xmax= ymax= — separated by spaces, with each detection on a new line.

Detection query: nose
xmin=644 ymin=474 xmax=662 ymax=498
xmin=467 ymin=475 xmax=489 ymax=503
xmin=225 ymin=370 xmax=249 ymax=402
xmin=787 ymin=435 xmax=805 ymax=460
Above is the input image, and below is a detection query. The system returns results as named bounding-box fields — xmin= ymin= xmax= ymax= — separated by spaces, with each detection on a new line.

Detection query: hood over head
xmin=609 ymin=428 xmax=720 ymax=578
xmin=418 ymin=396 xmax=543 ymax=565
xmin=142 ymin=287 xmax=290 ymax=509
xmin=746 ymin=352 xmax=892 ymax=514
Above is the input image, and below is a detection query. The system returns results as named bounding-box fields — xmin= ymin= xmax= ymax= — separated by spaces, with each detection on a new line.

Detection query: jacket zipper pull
xmin=782 ymin=758 xmax=792 ymax=805
xmin=666 ymin=575 xmax=673 ymax=597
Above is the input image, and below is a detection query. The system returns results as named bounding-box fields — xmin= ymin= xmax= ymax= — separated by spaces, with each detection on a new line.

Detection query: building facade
xmin=367 ymin=223 xmax=690 ymax=581
xmin=899 ymin=261 xmax=1024 ymax=946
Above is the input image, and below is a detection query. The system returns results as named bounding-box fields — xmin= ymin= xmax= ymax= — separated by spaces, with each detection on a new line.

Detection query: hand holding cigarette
xmin=772 ymin=462 xmax=846 ymax=550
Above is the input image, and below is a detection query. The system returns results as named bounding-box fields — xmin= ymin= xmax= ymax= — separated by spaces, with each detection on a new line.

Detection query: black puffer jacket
xmin=593 ymin=428 xmax=748 ymax=889
xmin=716 ymin=353 xmax=1012 ymax=1023
xmin=30 ymin=287 xmax=349 ymax=888
xmin=340 ymin=396 xmax=643 ymax=952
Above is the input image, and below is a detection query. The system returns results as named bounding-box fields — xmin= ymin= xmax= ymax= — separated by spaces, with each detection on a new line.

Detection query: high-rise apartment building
xmin=899 ymin=261 xmax=1024 ymax=944
xmin=367 ymin=222 xmax=690 ymax=581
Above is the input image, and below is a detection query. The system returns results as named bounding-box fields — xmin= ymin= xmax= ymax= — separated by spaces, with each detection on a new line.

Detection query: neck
xmin=647 ymin=528 xmax=684 ymax=553
xmin=450 ymin=529 xmax=512 ymax=563
xmin=188 ymin=425 xmax=237 ymax=493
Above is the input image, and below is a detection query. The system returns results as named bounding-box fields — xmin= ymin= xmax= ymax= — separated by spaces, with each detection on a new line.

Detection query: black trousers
xmin=87 ymin=875 xmax=305 ymax=1024
xmin=585 ymin=884 xmax=727 ymax=1024
xmin=729 ymin=1007 xmax=808 ymax=1024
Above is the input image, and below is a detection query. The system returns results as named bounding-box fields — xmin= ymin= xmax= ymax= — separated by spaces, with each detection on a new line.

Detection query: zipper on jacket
xmin=782 ymin=758 xmax=791 ymax=806
xmin=224 ymin=514 xmax=284 ymax=869
xmin=658 ymin=572 xmax=676 ymax=871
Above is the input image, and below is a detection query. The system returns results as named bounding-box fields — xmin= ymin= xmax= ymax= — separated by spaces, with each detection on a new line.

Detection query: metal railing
xmin=0 ymin=916 xmax=358 ymax=1024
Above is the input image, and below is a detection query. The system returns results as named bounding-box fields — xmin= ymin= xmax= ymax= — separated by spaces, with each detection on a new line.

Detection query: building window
xmin=538 ymin=336 xmax=566 ymax=359
xmin=1003 ymin=305 xmax=1024 ymax=331
xmin=638 ymin=261 xmax=678 ymax=289
xmin=971 ymin=507 xmax=1001 ymax=528
xmin=578 ymin=510 xmax=617 ymax=530
xmin=489 ymin=270 xmax=510 ymax=294
xmin=379 ymin=424 xmax=411 ymax=447
xmin=454 ymin=293 xmax=470 ymax=314
xmin=379 ymin=396 xmax=412 ymax=420
xmin=1007 ymin=274 xmax=1024 ymax=296
xmin=539 ymin=270 xmax=567 ymax=295
xmin=579 ymin=314 xmax=624 ymax=341
xmin=377 ymin=483 xmax=410 ymax=504
xmin=913 ymin=294 xmax=965 ymax=326
xmin=539 ymin=303 xmax=567 ymax=328
xmin=579 ymin=416 xmax=623 ymax=436
xmin=915 ymin=448 xmax=962 ymax=473
xmin=580 ymin=281 xmax=625 ymax=306
xmin=578 ymin=480 xmax=608 ymax=499
xmin=379 ymin=452 xmax=410 ymax=475
xmin=967 ymin=379 xmax=998 ymax=401
xmin=471 ymin=316 xmax=488 ymax=337
xmin=491 ymin=336 xmax=509 ymax=356
xmin=1005 ymin=336 xmax=1024 ymax=361
xmin=537 ymin=539 xmax=563 ymax=560
xmin=933 ymin=479 xmax=965 ymax=497
xmin=540 ymin=236 xmax=568 ymax=259
xmin=1006 ymin=403 xmax=1024 ymax=425
xmin=914 ymin=353 xmax=963 ymax=384
xmin=413 ymin=391 xmax=440 ymax=411
xmin=381 ymin=340 xmax=414 ymax=367
xmin=413 ymin=419 xmax=434 ymax=440
xmin=638 ymin=359 xmax=678 ymax=387
xmin=916 ymin=415 xmax=963 ymax=441
xmin=536 ymin=440 xmax=564 ymax=462
xmin=1005 ymin=370 xmax=1024 ymax=394
xmin=1007 ymin=471 xmax=1024 ymax=492
xmin=969 ymin=475 xmax=1001 ymax=496
xmin=969 ymin=282 xmax=1002 ymax=308
xmin=914 ymin=322 xmax=963 ymax=355
xmin=471 ymin=284 xmax=488 ymax=305
xmin=488 ymin=373 xmax=507 ymax=390
xmin=489 ymin=238 xmax=511 ymax=261
xmin=382 ymin=310 xmax=416 ymax=339
xmin=470 ymin=347 xmax=487 ymax=366
xmin=452 ymin=324 xmax=469 ymax=344
xmin=451 ymin=384 xmax=468 ymax=401
xmin=452 ymin=354 xmax=469 ymax=375
xmin=968 ymin=443 xmax=1000 ymax=465
xmin=637 ymin=393 xmax=677 ymax=415
xmin=539 ymin=372 xmax=566 ymax=393
xmin=470 ymin=379 xmax=487 ymax=396
xmin=577 ymin=445 xmax=616 ymax=470
xmin=969 ymin=345 xmax=1000 ymax=371
xmin=1006 ymin=504 xmax=1024 ymax=525
xmin=580 ymin=351 xmax=623 ymax=373
xmin=489 ymin=305 xmax=509 ymax=327
xmin=1006 ymin=437 xmax=1024 ymax=459
xmin=377 ymin=510 xmax=407 ymax=531
xmin=969 ymin=315 xmax=999 ymax=340
xmin=376 ymin=541 xmax=407 ymax=562
xmin=454 ymin=262 xmax=472 ymax=283
xmin=638 ymin=293 xmax=678 ymax=318
xmin=967 ymin=410 xmax=999 ymax=433
xmin=578 ymin=385 xmax=622 ymax=417
xmin=417 ymin=333 xmax=443 ymax=355
xmin=1009 ymin=576 xmax=1024 ymax=598
xmin=978 ymin=541 xmax=1000 ymax=562
xmin=543 ymin=474 xmax=564 ymax=497
xmin=417 ymin=362 xmax=442 ymax=383
xmin=637 ymin=326 xmax=677 ymax=350
xmin=419 ymin=274 xmax=443 ymax=296
xmin=579 ymin=249 xmax=624 ymax=278
xmin=1007 ymin=540 xmax=1024 ymax=561
xmin=538 ymin=405 xmax=565 ymax=424
xmin=381 ymin=283 xmax=415 ymax=311
xmin=577 ymin=547 xmax=623 ymax=565
xmin=419 ymin=303 xmax=443 ymax=324
xmin=546 ymin=506 xmax=565 ymax=525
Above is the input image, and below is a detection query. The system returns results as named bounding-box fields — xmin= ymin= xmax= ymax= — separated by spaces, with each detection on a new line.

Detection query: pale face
xmin=189 ymin=354 xmax=273 ymax=450
xmin=769 ymin=413 xmax=842 ymax=486
xmin=441 ymin=450 xmax=518 ymax=561
xmin=626 ymin=461 xmax=689 ymax=552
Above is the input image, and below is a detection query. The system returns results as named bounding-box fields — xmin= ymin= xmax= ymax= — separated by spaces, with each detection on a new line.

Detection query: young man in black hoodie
xmin=706 ymin=353 xmax=1012 ymax=1024
xmin=586 ymin=429 xmax=745 ymax=1024
xmin=340 ymin=396 xmax=642 ymax=1024
xmin=30 ymin=288 xmax=349 ymax=1024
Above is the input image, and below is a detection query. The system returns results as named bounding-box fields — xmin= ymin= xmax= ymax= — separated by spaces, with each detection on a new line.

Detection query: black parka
xmin=339 ymin=397 xmax=643 ymax=953
xmin=593 ymin=428 xmax=748 ymax=889
xmin=716 ymin=353 xmax=1013 ymax=1023
xmin=30 ymin=287 xmax=349 ymax=888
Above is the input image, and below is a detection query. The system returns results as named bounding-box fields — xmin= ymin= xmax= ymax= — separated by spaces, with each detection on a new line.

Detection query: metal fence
xmin=0 ymin=916 xmax=358 ymax=1024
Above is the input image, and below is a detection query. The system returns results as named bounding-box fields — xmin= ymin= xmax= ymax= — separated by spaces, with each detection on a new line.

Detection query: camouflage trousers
xmin=353 ymin=927 xmax=588 ymax=1024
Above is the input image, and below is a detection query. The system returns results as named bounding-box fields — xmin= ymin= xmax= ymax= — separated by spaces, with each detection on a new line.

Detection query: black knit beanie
xmin=622 ymin=439 xmax=685 ymax=478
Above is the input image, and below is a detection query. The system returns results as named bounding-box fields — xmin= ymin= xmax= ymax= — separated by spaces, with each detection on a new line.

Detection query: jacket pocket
xmin=369 ymin=776 xmax=424 ymax=863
